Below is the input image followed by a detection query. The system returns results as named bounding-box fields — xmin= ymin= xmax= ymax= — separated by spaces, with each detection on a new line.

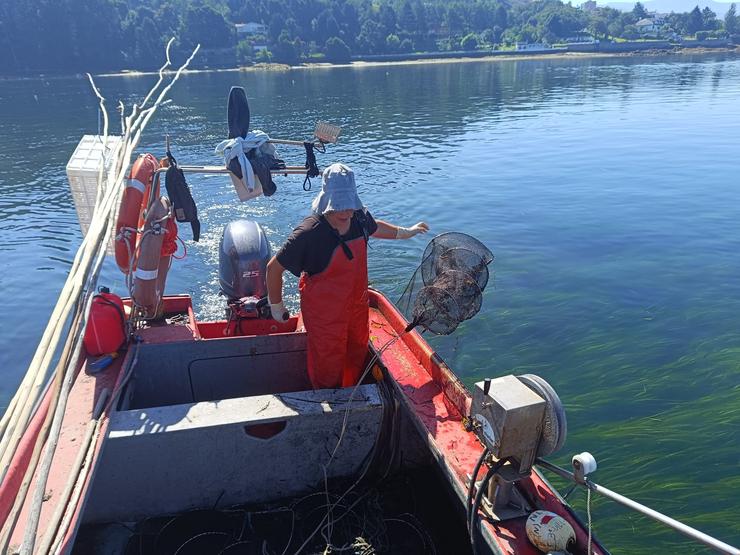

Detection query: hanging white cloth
xmin=214 ymin=130 xmax=270 ymax=192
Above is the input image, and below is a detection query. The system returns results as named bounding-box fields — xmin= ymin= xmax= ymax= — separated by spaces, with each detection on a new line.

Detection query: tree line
xmin=1 ymin=0 xmax=738 ymax=74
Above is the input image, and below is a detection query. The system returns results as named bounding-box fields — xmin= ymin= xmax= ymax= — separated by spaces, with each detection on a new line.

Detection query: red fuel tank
xmin=83 ymin=290 xmax=127 ymax=356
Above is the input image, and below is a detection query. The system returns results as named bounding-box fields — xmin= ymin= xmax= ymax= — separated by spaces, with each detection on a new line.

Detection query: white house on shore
xmin=235 ymin=22 xmax=267 ymax=37
xmin=636 ymin=13 xmax=669 ymax=36
xmin=636 ymin=18 xmax=659 ymax=33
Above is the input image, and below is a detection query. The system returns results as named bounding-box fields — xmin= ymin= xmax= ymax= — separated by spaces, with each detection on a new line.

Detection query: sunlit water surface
xmin=1 ymin=54 xmax=739 ymax=553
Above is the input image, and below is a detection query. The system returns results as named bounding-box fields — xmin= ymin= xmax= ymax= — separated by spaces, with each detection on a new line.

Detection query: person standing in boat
xmin=266 ymin=163 xmax=429 ymax=390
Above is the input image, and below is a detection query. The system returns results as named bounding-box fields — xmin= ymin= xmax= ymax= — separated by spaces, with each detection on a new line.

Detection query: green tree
xmin=379 ymin=4 xmax=398 ymax=35
xmin=461 ymin=33 xmax=478 ymax=50
xmin=471 ymin=4 xmax=493 ymax=32
xmin=702 ymin=7 xmax=718 ymax=30
xmin=725 ymin=3 xmax=738 ymax=34
xmin=519 ymin=24 xmax=537 ymax=42
xmin=480 ymin=28 xmax=496 ymax=45
xmin=608 ymin=20 xmax=624 ymax=38
xmin=337 ymin=3 xmax=361 ymax=44
xmin=688 ymin=6 xmax=703 ymax=34
xmin=357 ymin=19 xmax=384 ymax=53
xmin=589 ymin=17 xmax=608 ymax=39
xmin=501 ymin=28 xmax=518 ymax=45
xmin=386 ymin=33 xmax=401 ymax=52
xmin=156 ymin=3 xmax=182 ymax=42
xmin=236 ymin=40 xmax=254 ymax=64
xmin=37 ymin=0 xmax=76 ymax=71
xmin=667 ymin=12 xmax=689 ymax=35
xmin=632 ymin=2 xmax=648 ymax=19
xmin=75 ymin=0 xmax=126 ymax=70
xmin=314 ymin=10 xmax=340 ymax=39
xmin=399 ymin=1 xmax=416 ymax=32
xmin=129 ymin=12 xmax=164 ymax=69
xmin=180 ymin=5 xmax=233 ymax=49
xmin=269 ymin=14 xmax=284 ymax=42
xmin=256 ymin=48 xmax=272 ymax=63
xmin=494 ymin=5 xmax=508 ymax=29
xmin=412 ymin=0 xmax=428 ymax=35
xmin=325 ymin=36 xmax=351 ymax=62
xmin=446 ymin=5 xmax=465 ymax=35
xmin=273 ymin=30 xmax=300 ymax=63
xmin=623 ymin=24 xmax=639 ymax=39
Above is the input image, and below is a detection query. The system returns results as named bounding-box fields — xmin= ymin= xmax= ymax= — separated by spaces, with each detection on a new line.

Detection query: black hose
xmin=466 ymin=448 xmax=489 ymax=535
xmin=469 ymin=458 xmax=508 ymax=555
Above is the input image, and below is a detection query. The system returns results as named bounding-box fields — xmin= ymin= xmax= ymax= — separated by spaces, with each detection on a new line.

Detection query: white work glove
xmin=396 ymin=222 xmax=430 ymax=240
xmin=270 ymin=301 xmax=290 ymax=323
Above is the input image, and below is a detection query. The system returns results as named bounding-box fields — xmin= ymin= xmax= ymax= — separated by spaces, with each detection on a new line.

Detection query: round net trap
xmin=398 ymin=233 xmax=493 ymax=335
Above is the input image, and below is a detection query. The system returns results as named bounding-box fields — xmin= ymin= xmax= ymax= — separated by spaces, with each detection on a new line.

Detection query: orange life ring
xmin=115 ymin=153 xmax=159 ymax=274
xmin=132 ymin=196 xmax=172 ymax=318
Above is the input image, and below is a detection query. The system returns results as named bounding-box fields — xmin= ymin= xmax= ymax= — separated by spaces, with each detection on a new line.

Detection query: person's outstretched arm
xmin=266 ymin=256 xmax=290 ymax=322
xmin=372 ymin=220 xmax=429 ymax=240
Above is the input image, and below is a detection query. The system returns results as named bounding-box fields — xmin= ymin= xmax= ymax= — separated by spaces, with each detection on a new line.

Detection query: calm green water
xmin=1 ymin=55 xmax=739 ymax=553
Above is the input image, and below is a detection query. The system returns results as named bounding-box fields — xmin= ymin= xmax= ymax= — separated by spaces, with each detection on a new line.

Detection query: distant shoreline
xmin=287 ymin=46 xmax=740 ymax=71
xmin=2 ymin=45 xmax=739 ymax=80
xmin=102 ymin=45 xmax=740 ymax=77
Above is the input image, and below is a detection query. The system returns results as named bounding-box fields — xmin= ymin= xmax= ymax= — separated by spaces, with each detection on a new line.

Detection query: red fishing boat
xmin=0 ymin=124 xmax=600 ymax=553
xmin=0 ymin=282 xmax=602 ymax=555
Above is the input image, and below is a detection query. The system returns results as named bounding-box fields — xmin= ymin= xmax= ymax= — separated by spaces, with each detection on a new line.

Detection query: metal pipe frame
xmin=536 ymin=458 xmax=740 ymax=555
xmin=268 ymin=138 xmax=324 ymax=147
xmin=146 ymin=164 xmax=311 ymax=212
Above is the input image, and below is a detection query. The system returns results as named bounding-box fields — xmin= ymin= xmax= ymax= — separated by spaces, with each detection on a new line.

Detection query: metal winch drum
xmin=471 ymin=374 xmax=567 ymax=474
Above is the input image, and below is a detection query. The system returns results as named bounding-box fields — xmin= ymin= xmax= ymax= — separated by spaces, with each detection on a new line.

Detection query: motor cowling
xmin=219 ymin=220 xmax=271 ymax=318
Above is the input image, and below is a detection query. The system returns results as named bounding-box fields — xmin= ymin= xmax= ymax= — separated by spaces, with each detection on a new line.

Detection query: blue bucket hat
xmin=311 ymin=163 xmax=364 ymax=215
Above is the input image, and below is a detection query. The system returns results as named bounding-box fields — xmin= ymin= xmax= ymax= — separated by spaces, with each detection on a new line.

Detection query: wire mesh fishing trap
xmin=397 ymin=233 xmax=494 ymax=335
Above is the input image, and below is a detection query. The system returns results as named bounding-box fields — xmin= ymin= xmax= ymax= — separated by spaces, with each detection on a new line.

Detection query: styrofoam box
xmin=66 ymin=135 xmax=123 ymax=254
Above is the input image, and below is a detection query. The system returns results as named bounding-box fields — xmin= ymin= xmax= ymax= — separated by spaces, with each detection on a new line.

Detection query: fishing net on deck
xmin=398 ymin=233 xmax=494 ymax=335
xmin=112 ymin=476 xmax=445 ymax=555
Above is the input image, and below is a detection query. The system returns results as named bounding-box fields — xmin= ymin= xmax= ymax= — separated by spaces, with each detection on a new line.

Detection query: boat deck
xmin=3 ymin=293 xmax=603 ymax=555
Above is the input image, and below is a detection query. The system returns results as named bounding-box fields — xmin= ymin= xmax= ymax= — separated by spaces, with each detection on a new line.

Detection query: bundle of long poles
xmin=0 ymin=39 xmax=200 ymax=554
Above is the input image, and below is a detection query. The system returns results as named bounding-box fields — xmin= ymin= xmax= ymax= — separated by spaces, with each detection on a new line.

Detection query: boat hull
xmin=1 ymin=292 xmax=603 ymax=555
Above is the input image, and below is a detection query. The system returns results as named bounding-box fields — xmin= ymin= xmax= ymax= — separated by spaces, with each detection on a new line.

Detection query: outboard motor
xmin=219 ymin=219 xmax=271 ymax=319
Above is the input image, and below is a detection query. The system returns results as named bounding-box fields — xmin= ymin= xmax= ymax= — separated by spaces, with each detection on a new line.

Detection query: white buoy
xmin=525 ymin=510 xmax=576 ymax=553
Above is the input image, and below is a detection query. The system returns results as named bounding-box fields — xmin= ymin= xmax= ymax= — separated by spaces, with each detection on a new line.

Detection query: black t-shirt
xmin=276 ymin=210 xmax=378 ymax=277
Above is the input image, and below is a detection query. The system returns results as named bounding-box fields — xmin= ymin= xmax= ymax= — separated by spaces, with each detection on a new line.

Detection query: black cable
xmin=466 ymin=448 xmax=489 ymax=535
xmin=469 ymin=458 xmax=508 ymax=555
